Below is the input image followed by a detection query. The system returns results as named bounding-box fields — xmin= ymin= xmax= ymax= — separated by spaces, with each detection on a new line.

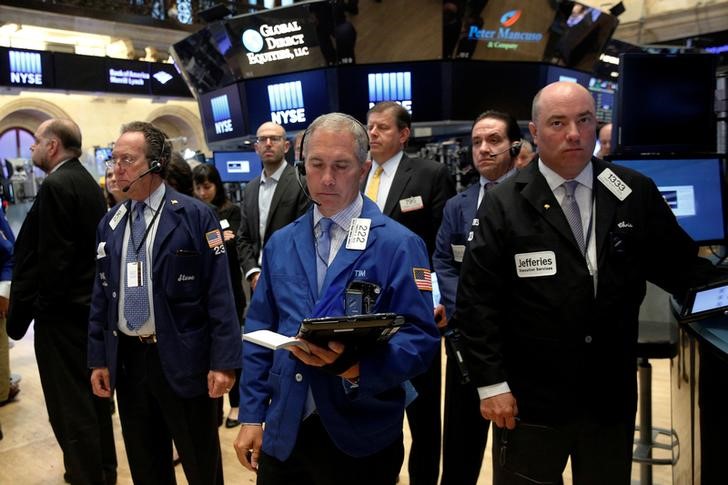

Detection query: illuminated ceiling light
xmin=0 ymin=23 xmax=20 ymax=34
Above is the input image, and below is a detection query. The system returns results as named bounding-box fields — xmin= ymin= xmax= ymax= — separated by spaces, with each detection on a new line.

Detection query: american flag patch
xmin=413 ymin=267 xmax=432 ymax=292
xmin=206 ymin=229 xmax=223 ymax=248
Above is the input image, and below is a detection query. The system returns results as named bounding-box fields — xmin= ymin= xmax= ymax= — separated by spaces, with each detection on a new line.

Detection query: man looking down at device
xmin=234 ymin=112 xmax=440 ymax=485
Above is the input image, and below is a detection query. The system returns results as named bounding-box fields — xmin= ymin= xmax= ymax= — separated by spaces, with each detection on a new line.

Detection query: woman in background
xmin=104 ymin=165 xmax=127 ymax=209
xmin=192 ymin=163 xmax=245 ymax=428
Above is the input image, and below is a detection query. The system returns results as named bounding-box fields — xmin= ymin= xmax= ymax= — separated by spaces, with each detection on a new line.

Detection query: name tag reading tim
xmin=346 ymin=218 xmax=371 ymax=250
xmin=514 ymin=251 xmax=557 ymax=278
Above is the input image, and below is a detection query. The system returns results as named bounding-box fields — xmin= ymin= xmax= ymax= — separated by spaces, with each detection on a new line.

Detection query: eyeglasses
xmin=105 ymin=156 xmax=139 ymax=169
xmin=256 ymin=135 xmax=284 ymax=144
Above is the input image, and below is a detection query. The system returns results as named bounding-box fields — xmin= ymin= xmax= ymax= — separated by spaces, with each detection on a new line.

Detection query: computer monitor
xmin=614 ymin=53 xmax=717 ymax=155
xmin=213 ymin=151 xmax=262 ymax=183
xmin=588 ymin=76 xmax=617 ymax=124
xmin=612 ymin=157 xmax=726 ymax=245
xmin=198 ymin=83 xmax=247 ymax=144
xmin=244 ymin=68 xmax=335 ymax=132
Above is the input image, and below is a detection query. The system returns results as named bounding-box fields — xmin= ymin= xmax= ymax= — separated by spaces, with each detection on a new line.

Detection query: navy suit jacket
xmin=88 ymin=186 xmax=242 ymax=398
xmin=433 ymin=182 xmax=480 ymax=319
xmin=240 ymin=197 xmax=440 ymax=460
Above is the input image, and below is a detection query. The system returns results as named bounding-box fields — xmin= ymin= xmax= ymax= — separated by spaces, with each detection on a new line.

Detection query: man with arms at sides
xmin=233 ymin=113 xmax=440 ymax=485
xmin=7 ymin=118 xmax=116 ymax=484
xmin=597 ymin=122 xmax=612 ymax=159
xmin=88 ymin=122 xmax=241 ymax=485
xmin=237 ymin=121 xmax=310 ymax=292
xmin=433 ymin=110 xmax=521 ymax=485
xmin=365 ymin=101 xmax=455 ymax=485
xmin=455 ymin=82 xmax=721 ymax=484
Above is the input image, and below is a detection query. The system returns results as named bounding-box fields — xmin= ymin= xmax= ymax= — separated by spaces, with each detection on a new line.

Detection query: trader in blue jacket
xmin=88 ymin=122 xmax=241 ymax=485
xmin=234 ymin=113 xmax=440 ymax=485
xmin=434 ymin=110 xmax=521 ymax=485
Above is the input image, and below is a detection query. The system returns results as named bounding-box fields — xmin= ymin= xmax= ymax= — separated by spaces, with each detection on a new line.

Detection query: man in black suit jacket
xmin=365 ymin=102 xmax=455 ymax=485
xmin=456 ymin=82 xmax=721 ymax=484
xmin=7 ymin=118 xmax=116 ymax=484
xmin=237 ymin=122 xmax=310 ymax=291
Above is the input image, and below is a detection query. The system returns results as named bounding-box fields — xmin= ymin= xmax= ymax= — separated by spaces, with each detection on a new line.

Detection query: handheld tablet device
xmin=678 ymin=279 xmax=728 ymax=323
xmin=298 ymin=312 xmax=405 ymax=347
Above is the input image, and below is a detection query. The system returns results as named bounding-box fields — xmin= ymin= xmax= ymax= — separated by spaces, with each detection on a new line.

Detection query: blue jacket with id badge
xmin=87 ymin=187 xmax=241 ymax=398
xmin=240 ymin=196 xmax=440 ymax=460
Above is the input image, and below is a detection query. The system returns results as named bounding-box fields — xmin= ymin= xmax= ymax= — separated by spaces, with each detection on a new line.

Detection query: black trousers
xmin=116 ymin=336 xmax=223 ymax=485
xmin=441 ymin=355 xmax=490 ymax=485
xmin=257 ymin=414 xmax=404 ymax=485
xmin=34 ymin=320 xmax=117 ymax=485
xmin=405 ymin=345 xmax=442 ymax=485
xmin=492 ymin=415 xmax=634 ymax=485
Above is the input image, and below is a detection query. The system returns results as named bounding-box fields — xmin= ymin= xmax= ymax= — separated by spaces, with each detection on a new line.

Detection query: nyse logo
xmin=268 ymin=81 xmax=306 ymax=125
xmin=211 ymin=95 xmax=233 ymax=135
xmin=9 ymin=50 xmax=43 ymax=85
xmin=367 ymin=72 xmax=412 ymax=113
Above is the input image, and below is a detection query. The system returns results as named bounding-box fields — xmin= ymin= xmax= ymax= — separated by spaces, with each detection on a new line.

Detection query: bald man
xmin=597 ymin=122 xmax=612 ymax=159
xmin=8 ymin=119 xmax=116 ymax=484
xmin=455 ymin=82 xmax=720 ymax=484
xmin=237 ymin=122 xmax=309 ymax=292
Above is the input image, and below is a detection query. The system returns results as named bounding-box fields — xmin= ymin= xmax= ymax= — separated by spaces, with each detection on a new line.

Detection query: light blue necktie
xmin=563 ymin=181 xmax=585 ymax=255
xmin=316 ymin=218 xmax=334 ymax=294
xmin=124 ymin=202 xmax=149 ymax=330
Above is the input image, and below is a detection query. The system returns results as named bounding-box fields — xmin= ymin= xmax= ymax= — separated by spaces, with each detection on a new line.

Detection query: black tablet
xmin=298 ymin=312 xmax=405 ymax=347
xmin=678 ymin=279 xmax=728 ymax=323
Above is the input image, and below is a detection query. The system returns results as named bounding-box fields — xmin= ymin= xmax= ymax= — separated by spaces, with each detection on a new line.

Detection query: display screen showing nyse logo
xmin=8 ymin=50 xmax=44 ymax=86
xmin=211 ymin=94 xmax=234 ymax=135
xmin=368 ymin=72 xmax=413 ymax=114
xmin=268 ymin=80 xmax=306 ymax=125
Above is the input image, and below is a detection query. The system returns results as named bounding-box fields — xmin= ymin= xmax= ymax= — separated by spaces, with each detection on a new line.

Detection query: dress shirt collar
xmin=372 ymin=150 xmax=404 ymax=177
xmin=49 ymin=158 xmax=72 ymax=174
xmin=261 ymin=161 xmax=286 ymax=185
xmin=538 ymin=158 xmax=593 ymax=191
xmin=313 ymin=193 xmax=364 ymax=232
xmin=480 ymin=167 xmax=516 ymax=187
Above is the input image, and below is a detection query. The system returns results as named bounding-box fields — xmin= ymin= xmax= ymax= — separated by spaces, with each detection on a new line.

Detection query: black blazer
xmin=236 ymin=164 xmax=310 ymax=277
xmin=456 ymin=158 xmax=720 ymax=423
xmin=368 ymin=154 xmax=455 ymax=259
xmin=8 ymin=158 xmax=106 ymax=339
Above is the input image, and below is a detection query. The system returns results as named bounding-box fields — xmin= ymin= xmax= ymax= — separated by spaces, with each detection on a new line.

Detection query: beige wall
xmin=0 ymin=90 xmax=208 ymax=175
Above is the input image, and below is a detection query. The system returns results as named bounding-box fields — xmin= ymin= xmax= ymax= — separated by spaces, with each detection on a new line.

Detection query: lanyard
xmin=128 ymin=200 xmax=164 ymax=257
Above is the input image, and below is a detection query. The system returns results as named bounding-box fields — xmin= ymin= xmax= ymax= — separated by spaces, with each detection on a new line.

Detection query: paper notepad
xmin=243 ymin=330 xmax=310 ymax=353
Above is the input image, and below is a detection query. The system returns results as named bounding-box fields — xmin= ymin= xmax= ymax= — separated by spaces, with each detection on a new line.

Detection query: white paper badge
xmin=220 ymin=218 xmax=230 ymax=230
xmin=96 ymin=242 xmax=107 ymax=260
xmin=514 ymin=251 xmax=557 ymax=278
xmin=451 ymin=244 xmax=466 ymax=263
xmin=597 ymin=168 xmax=632 ymax=201
xmin=109 ymin=204 xmax=127 ymax=230
xmin=399 ymin=196 xmax=424 ymax=213
xmin=346 ymin=218 xmax=371 ymax=250
xmin=472 ymin=218 xmax=480 ymax=226
xmin=127 ymin=261 xmax=143 ymax=287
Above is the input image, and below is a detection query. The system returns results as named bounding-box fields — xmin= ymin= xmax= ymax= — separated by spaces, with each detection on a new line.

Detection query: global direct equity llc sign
xmin=241 ymin=21 xmax=310 ymax=66
xmin=468 ymin=10 xmax=543 ymax=51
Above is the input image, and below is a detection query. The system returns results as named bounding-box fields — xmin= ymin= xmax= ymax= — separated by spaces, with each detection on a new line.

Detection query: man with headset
xmin=88 ymin=121 xmax=241 ymax=484
xmin=434 ymin=110 xmax=521 ymax=485
xmin=234 ymin=113 xmax=440 ymax=485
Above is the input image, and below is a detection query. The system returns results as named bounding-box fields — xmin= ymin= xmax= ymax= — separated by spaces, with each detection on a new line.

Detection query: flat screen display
xmin=337 ymin=61 xmax=445 ymax=122
xmin=614 ymin=53 xmax=716 ymax=155
xmin=105 ymin=58 xmax=151 ymax=95
xmin=54 ymin=52 xmax=106 ymax=91
xmin=213 ymin=151 xmax=262 ymax=183
xmin=223 ymin=1 xmax=332 ymax=80
xmin=149 ymin=62 xmax=191 ymax=98
xmin=198 ymin=83 xmax=247 ymax=144
xmin=612 ymin=157 xmax=726 ymax=244
xmin=588 ymin=76 xmax=617 ymax=124
xmin=0 ymin=47 xmax=54 ymax=89
xmin=171 ymin=21 xmax=237 ymax=94
xmin=245 ymin=68 xmax=335 ymax=132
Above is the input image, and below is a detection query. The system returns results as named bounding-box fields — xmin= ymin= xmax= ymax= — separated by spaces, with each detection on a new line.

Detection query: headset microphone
xmin=488 ymin=141 xmax=522 ymax=158
xmin=294 ymin=160 xmax=321 ymax=206
xmin=121 ymin=161 xmax=162 ymax=193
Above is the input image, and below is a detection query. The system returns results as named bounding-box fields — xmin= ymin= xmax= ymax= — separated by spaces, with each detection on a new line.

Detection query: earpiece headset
xmin=509 ymin=141 xmax=523 ymax=158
